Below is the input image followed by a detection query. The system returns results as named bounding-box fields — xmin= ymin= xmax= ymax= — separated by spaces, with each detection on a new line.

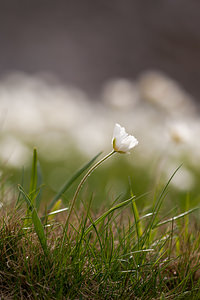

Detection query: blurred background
xmin=0 ymin=0 xmax=200 ymax=210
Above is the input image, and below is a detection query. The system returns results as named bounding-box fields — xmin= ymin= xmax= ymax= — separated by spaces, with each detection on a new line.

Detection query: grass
xmin=0 ymin=149 xmax=200 ymax=299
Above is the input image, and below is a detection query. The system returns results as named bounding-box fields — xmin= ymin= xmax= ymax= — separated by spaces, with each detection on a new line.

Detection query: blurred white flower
xmin=0 ymin=71 xmax=199 ymax=172
xmin=139 ymin=71 xmax=195 ymax=116
xmin=112 ymin=123 xmax=138 ymax=153
xmin=102 ymin=78 xmax=139 ymax=109
xmin=167 ymin=121 xmax=191 ymax=144
xmin=0 ymin=135 xmax=31 ymax=168
xmin=164 ymin=164 xmax=195 ymax=191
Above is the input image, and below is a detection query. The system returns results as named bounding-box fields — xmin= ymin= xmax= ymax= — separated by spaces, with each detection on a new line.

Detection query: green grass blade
xmin=15 ymin=167 xmax=25 ymax=209
xmin=142 ymin=165 xmax=182 ymax=247
xmin=35 ymin=161 xmax=43 ymax=211
xmin=29 ymin=148 xmax=38 ymax=205
xmin=153 ymin=165 xmax=182 ymax=218
xmin=129 ymin=179 xmax=142 ymax=247
xmin=31 ymin=209 xmax=48 ymax=256
xmin=184 ymin=193 xmax=190 ymax=239
xmin=47 ymin=151 xmax=102 ymax=211
xmin=18 ymin=184 xmax=48 ymax=256
xmin=132 ymin=199 xmax=143 ymax=249
xmin=84 ymin=196 xmax=135 ymax=236
xmin=153 ymin=207 xmax=199 ymax=228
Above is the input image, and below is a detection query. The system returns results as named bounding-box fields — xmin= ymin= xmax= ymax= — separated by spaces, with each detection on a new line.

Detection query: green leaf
xmin=18 ymin=184 xmax=48 ymax=257
xmin=47 ymin=151 xmax=102 ymax=211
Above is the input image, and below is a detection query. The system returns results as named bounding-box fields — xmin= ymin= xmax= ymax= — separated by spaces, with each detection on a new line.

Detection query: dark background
xmin=0 ymin=0 xmax=200 ymax=99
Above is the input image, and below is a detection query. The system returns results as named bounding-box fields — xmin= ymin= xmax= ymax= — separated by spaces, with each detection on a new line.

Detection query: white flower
xmin=112 ymin=123 xmax=138 ymax=153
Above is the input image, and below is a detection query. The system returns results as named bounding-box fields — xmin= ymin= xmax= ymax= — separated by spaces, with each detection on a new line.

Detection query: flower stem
xmin=67 ymin=150 xmax=115 ymax=226
xmin=61 ymin=150 xmax=116 ymax=249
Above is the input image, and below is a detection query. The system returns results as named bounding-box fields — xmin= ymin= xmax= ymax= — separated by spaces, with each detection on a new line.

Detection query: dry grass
xmin=0 ymin=206 xmax=199 ymax=299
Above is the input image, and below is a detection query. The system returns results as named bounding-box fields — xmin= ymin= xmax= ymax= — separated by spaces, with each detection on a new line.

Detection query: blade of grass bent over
xmin=153 ymin=207 xmax=199 ymax=228
xmin=18 ymin=184 xmax=48 ymax=257
xmin=47 ymin=151 xmax=102 ymax=211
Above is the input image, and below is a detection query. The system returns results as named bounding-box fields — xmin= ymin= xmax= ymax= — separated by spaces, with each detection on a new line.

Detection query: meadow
xmin=0 ymin=72 xmax=200 ymax=299
xmin=0 ymin=135 xmax=200 ymax=299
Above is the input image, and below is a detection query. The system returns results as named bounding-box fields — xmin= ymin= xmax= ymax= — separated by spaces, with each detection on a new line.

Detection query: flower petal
xmin=112 ymin=123 xmax=138 ymax=153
